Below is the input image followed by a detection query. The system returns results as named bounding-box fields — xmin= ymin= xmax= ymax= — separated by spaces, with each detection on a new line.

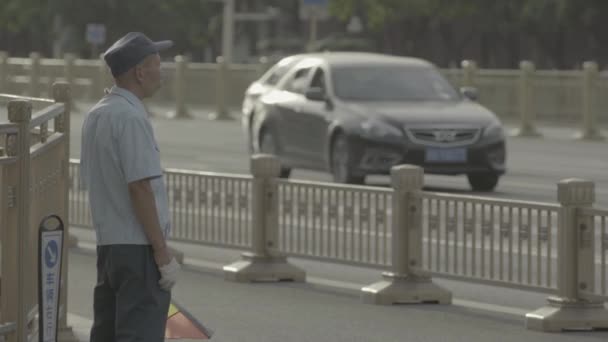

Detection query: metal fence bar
xmin=602 ymin=215 xmax=606 ymax=296
xmin=472 ymin=202 xmax=477 ymax=277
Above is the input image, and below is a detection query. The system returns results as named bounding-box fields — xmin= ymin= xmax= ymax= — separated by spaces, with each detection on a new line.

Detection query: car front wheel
xmin=467 ymin=172 xmax=500 ymax=192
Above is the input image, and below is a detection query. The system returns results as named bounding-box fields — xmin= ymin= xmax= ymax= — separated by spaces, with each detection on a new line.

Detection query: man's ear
xmin=134 ymin=65 xmax=145 ymax=83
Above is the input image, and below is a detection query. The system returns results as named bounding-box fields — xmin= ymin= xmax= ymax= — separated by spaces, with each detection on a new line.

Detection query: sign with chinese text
xmin=38 ymin=215 xmax=64 ymax=342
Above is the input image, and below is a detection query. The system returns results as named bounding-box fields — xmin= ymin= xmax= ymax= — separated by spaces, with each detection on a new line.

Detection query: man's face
xmin=136 ymin=53 xmax=162 ymax=98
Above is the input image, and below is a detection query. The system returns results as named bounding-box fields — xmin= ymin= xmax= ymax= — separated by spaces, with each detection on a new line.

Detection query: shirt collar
xmin=108 ymin=86 xmax=147 ymax=115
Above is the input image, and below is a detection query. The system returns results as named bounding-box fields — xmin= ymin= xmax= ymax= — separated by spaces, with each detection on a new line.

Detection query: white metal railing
xmin=580 ymin=207 xmax=608 ymax=298
xmin=68 ymin=154 xmax=608 ymax=332
xmin=165 ymin=169 xmax=253 ymax=249
xmin=419 ymin=192 xmax=560 ymax=292
xmin=276 ymin=179 xmax=392 ymax=267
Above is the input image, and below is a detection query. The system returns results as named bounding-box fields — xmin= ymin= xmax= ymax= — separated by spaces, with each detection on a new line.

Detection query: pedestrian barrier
xmin=68 ymin=154 xmax=608 ymax=332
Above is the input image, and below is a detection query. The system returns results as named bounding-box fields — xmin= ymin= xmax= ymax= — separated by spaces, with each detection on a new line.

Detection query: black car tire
xmin=330 ymin=134 xmax=365 ymax=184
xmin=467 ymin=172 xmax=500 ymax=192
xmin=259 ymin=129 xmax=291 ymax=178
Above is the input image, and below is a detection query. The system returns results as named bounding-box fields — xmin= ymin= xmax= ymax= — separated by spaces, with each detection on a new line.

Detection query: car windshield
xmin=332 ymin=65 xmax=460 ymax=102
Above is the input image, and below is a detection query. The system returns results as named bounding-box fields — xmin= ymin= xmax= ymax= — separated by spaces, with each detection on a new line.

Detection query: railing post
xmin=362 ymin=165 xmax=451 ymax=305
xmin=461 ymin=60 xmax=477 ymax=88
xmin=29 ymin=52 xmax=41 ymax=97
xmin=257 ymin=56 xmax=271 ymax=77
xmin=526 ymin=179 xmax=608 ymax=331
xmin=51 ymin=82 xmax=79 ymax=342
xmin=6 ymin=100 xmax=32 ymax=342
xmin=513 ymin=61 xmax=541 ymax=137
xmin=93 ymin=53 xmax=109 ymax=99
xmin=209 ymin=56 xmax=233 ymax=120
xmin=0 ymin=51 xmax=7 ymax=92
xmin=63 ymin=53 xmax=76 ymax=106
xmin=576 ymin=61 xmax=605 ymax=141
xmin=223 ymin=154 xmax=305 ymax=282
xmin=167 ymin=55 xmax=192 ymax=119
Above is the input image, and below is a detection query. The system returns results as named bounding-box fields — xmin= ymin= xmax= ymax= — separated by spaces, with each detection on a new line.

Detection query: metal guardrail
xmin=68 ymin=155 xmax=608 ymax=332
xmin=277 ymin=179 xmax=393 ymax=267
xmin=68 ymin=159 xmax=608 ymax=294
xmin=419 ymin=192 xmax=560 ymax=293
xmin=580 ymin=207 xmax=608 ymax=298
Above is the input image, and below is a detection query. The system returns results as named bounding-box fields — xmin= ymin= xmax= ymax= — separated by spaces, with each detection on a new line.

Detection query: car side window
xmin=264 ymin=65 xmax=290 ymax=86
xmin=283 ymin=67 xmax=313 ymax=94
xmin=309 ymin=68 xmax=327 ymax=93
xmin=261 ymin=57 xmax=301 ymax=86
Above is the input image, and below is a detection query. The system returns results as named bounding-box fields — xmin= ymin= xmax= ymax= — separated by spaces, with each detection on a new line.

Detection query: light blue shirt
xmin=80 ymin=86 xmax=170 ymax=245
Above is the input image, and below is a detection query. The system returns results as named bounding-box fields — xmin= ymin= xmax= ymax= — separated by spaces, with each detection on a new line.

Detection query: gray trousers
xmin=90 ymin=245 xmax=170 ymax=342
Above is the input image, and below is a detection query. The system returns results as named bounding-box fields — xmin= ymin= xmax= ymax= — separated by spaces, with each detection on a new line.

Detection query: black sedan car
xmin=242 ymin=52 xmax=506 ymax=191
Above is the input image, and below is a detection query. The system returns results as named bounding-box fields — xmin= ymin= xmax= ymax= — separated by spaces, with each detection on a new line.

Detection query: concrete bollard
xmin=362 ymin=165 xmax=451 ymax=305
xmin=461 ymin=60 xmax=477 ymax=88
xmin=513 ymin=61 xmax=541 ymax=137
xmin=29 ymin=52 xmax=41 ymax=97
xmin=575 ymin=61 xmax=605 ymax=141
xmin=93 ymin=53 xmax=110 ymax=100
xmin=223 ymin=154 xmax=305 ymax=282
xmin=0 ymin=51 xmax=7 ymax=93
xmin=63 ymin=53 xmax=76 ymax=106
xmin=167 ymin=55 xmax=192 ymax=119
xmin=257 ymin=56 xmax=271 ymax=77
xmin=526 ymin=179 xmax=608 ymax=331
xmin=208 ymin=56 xmax=233 ymax=120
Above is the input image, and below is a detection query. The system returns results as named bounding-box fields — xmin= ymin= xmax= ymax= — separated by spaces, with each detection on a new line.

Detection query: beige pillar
xmin=257 ymin=56 xmax=271 ymax=77
xmin=513 ymin=61 xmax=542 ymax=137
xmin=362 ymin=165 xmax=451 ymax=305
xmin=29 ymin=52 xmax=41 ymax=97
xmin=167 ymin=55 xmax=192 ymax=119
xmin=63 ymin=54 xmax=76 ymax=106
xmin=223 ymin=154 xmax=305 ymax=282
xmin=461 ymin=60 xmax=477 ymax=87
xmin=7 ymin=100 xmax=32 ymax=342
xmin=575 ymin=62 xmax=605 ymax=141
xmin=209 ymin=56 xmax=233 ymax=120
xmin=526 ymin=179 xmax=608 ymax=331
xmin=0 ymin=51 xmax=7 ymax=93
xmin=94 ymin=53 xmax=110 ymax=99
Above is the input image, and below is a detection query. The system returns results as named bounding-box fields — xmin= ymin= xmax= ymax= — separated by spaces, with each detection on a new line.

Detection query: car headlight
xmin=483 ymin=122 xmax=505 ymax=139
xmin=360 ymin=120 xmax=403 ymax=139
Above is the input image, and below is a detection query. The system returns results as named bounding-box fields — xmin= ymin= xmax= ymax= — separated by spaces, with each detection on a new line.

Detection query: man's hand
xmin=158 ymin=256 xmax=180 ymax=291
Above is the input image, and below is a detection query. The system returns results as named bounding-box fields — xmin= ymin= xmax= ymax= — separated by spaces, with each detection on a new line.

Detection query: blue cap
xmin=103 ymin=32 xmax=173 ymax=77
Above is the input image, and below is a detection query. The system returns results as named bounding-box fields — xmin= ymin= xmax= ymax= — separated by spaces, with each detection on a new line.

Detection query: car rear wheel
xmin=331 ymin=134 xmax=365 ymax=184
xmin=259 ymin=129 xmax=291 ymax=178
xmin=467 ymin=172 xmax=500 ymax=192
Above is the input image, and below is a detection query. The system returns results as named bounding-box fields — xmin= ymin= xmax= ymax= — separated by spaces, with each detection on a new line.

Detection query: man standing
xmin=80 ymin=32 xmax=179 ymax=342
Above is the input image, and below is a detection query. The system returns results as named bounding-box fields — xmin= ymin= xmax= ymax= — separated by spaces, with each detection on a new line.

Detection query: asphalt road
xmin=65 ymin=102 xmax=608 ymax=206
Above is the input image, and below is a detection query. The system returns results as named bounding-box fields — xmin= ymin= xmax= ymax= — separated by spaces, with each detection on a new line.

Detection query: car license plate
xmin=425 ymin=148 xmax=467 ymax=162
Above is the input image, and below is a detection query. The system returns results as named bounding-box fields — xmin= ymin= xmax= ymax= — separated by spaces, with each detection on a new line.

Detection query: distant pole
xmin=309 ymin=14 xmax=318 ymax=48
xmin=221 ymin=0 xmax=235 ymax=64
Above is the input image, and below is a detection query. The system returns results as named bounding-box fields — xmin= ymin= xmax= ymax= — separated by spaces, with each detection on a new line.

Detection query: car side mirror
xmin=460 ymin=87 xmax=479 ymax=101
xmin=305 ymin=87 xmax=327 ymax=102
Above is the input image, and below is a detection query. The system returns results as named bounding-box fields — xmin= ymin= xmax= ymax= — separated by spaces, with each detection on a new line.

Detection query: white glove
xmin=158 ymin=257 xmax=180 ymax=291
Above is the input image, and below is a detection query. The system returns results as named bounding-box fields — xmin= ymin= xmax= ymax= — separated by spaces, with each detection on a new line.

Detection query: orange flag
xmin=165 ymin=301 xmax=213 ymax=339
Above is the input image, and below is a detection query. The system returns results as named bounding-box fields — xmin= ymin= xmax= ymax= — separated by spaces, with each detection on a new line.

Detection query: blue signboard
xmin=38 ymin=215 xmax=64 ymax=342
